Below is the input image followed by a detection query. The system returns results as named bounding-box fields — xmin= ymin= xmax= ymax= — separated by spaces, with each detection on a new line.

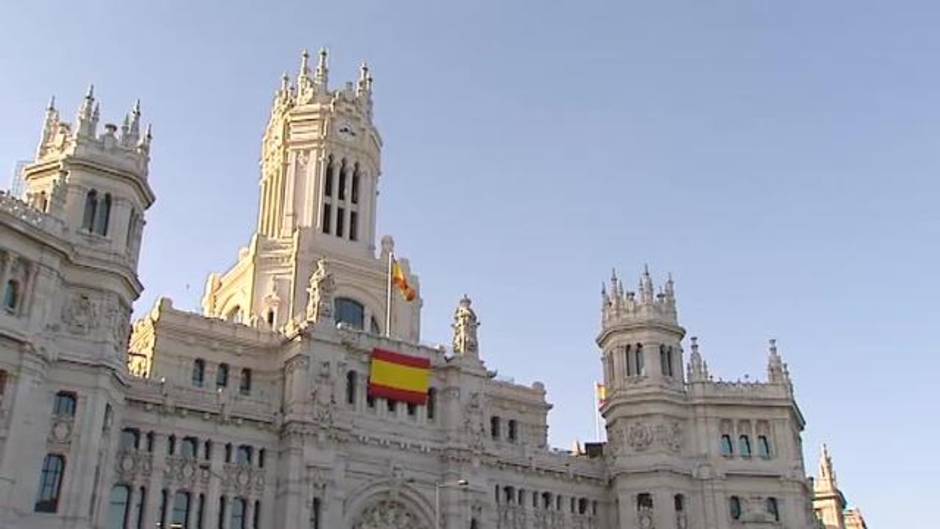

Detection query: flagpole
xmin=385 ymin=251 xmax=393 ymax=337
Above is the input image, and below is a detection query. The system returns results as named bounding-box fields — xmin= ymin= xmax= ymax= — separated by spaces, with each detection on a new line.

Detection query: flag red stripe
xmin=372 ymin=348 xmax=431 ymax=368
xmin=368 ymin=383 xmax=428 ymax=405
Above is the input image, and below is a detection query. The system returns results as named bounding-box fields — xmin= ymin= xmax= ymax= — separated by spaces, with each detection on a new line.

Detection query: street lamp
xmin=435 ymin=479 xmax=469 ymax=529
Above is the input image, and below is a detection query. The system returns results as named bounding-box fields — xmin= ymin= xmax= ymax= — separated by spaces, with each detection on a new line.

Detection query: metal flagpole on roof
xmin=385 ymin=251 xmax=393 ymax=337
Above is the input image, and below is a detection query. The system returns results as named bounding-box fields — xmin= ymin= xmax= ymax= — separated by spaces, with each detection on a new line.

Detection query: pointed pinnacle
xmin=86 ymin=84 xmax=95 ymax=99
xmin=133 ymin=99 xmax=141 ymax=115
xmin=47 ymin=95 xmax=56 ymax=111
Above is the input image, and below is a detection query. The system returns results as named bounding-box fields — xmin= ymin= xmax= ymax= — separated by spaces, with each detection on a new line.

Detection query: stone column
xmin=244 ymin=497 xmax=255 ymax=529
xmin=205 ymin=442 xmax=225 ymax=529
xmin=142 ymin=434 xmax=167 ymax=529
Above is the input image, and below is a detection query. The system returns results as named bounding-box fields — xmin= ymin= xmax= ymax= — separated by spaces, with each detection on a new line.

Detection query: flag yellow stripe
xmin=370 ymin=358 xmax=430 ymax=392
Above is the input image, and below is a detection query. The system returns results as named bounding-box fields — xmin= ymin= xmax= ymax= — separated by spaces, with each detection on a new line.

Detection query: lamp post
xmin=435 ymin=479 xmax=469 ymax=529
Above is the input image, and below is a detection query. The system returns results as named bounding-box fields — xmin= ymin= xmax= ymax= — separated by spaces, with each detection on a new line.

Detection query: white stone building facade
xmin=0 ymin=50 xmax=862 ymax=529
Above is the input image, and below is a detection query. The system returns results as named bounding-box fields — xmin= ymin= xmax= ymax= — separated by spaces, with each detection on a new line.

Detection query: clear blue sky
xmin=2 ymin=1 xmax=935 ymax=526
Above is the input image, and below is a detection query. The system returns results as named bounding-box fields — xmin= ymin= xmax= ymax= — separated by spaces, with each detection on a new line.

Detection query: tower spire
xmin=76 ymin=84 xmax=99 ymax=137
xmin=687 ymin=336 xmax=708 ymax=381
xmin=817 ymin=443 xmax=838 ymax=492
xmin=315 ymin=47 xmax=329 ymax=88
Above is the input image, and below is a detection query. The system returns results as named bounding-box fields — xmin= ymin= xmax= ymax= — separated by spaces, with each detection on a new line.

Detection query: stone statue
xmin=306 ymin=258 xmax=336 ymax=322
xmin=452 ymin=295 xmax=480 ymax=355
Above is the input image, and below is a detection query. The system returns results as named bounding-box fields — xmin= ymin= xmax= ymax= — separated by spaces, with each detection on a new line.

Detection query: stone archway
xmin=352 ymin=498 xmax=431 ymax=529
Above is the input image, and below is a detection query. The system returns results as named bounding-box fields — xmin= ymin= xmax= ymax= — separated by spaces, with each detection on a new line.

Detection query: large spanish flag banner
xmin=368 ymin=348 xmax=430 ymax=405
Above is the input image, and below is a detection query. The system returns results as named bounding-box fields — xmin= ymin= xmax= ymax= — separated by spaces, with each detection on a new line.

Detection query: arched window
xmin=427 ymin=388 xmax=437 ymax=420
xmin=660 ymin=345 xmax=671 ymax=377
xmin=324 ymin=157 xmax=334 ymax=197
xmin=338 ymin=159 xmax=348 ymax=201
xmin=120 ymin=428 xmax=140 ymax=451
xmin=346 ymin=371 xmax=357 ymax=405
xmin=34 ymin=454 xmax=65 ymax=512
xmin=503 ymin=486 xmax=514 ymax=504
xmin=739 ymin=435 xmax=752 ymax=457
xmin=3 ymin=280 xmax=19 ymax=311
xmin=579 ymin=497 xmax=588 ymax=514
xmin=230 ymin=497 xmax=246 ymax=529
xmin=720 ymin=434 xmax=734 ymax=456
xmin=542 ymin=492 xmax=552 ymax=509
xmin=53 ymin=391 xmax=77 ymax=417
xmin=82 ymin=190 xmax=98 ymax=232
xmin=107 ymin=484 xmax=130 ymax=529
xmin=216 ymin=363 xmax=229 ymax=388
xmin=508 ymin=419 xmax=518 ymax=442
xmin=171 ymin=491 xmax=190 ymax=528
xmin=729 ymin=496 xmax=742 ymax=520
xmin=94 ymin=193 xmax=112 ymax=236
xmin=192 ymin=359 xmax=205 ymax=387
xmin=181 ymin=437 xmax=198 ymax=459
xmin=37 ymin=191 xmax=48 ymax=212
xmin=218 ymin=497 xmax=227 ymax=529
xmin=637 ymin=493 xmax=653 ymax=511
xmin=266 ymin=309 xmax=275 ymax=327
xmin=766 ymin=497 xmax=780 ymax=522
xmin=624 ymin=344 xmax=632 ymax=376
xmin=351 ymin=164 xmax=361 ymax=204
xmin=490 ymin=416 xmax=501 ymax=440
xmin=634 ymin=344 xmax=645 ymax=376
xmin=674 ymin=494 xmax=685 ymax=512
xmin=758 ymin=435 xmax=772 ymax=459
xmin=239 ymin=368 xmax=252 ymax=395
xmin=334 ymin=298 xmax=365 ymax=330
xmin=225 ymin=306 xmax=242 ymax=324
xmin=236 ymin=445 xmax=252 ymax=465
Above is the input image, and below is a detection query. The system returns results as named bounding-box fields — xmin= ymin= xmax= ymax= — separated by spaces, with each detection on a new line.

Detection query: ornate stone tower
xmin=813 ymin=445 xmax=847 ymax=529
xmin=202 ymin=49 xmax=421 ymax=340
xmin=598 ymin=267 xmax=687 ymax=529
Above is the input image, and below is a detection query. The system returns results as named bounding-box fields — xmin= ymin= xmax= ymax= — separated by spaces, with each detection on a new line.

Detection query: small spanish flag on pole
xmin=384 ymin=252 xmax=416 ymax=337
xmin=368 ymin=348 xmax=431 ymax=404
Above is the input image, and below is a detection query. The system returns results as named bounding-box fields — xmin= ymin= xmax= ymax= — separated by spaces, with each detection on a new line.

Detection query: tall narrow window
xmin=508 ymin=419 xmax=518 ymax=442
xmin=729 ymin=496 xmax=742 ymax=520
xmin=236 ymin=445 xmax=253 ymax=465
xmin=53 ymin=391 xmax=77 ymax=417
xmin=218 ymin=497 xmax=227 ymax=529
xmin=324 ymin=157 xmax=334 ymax=197
xmin=427 ymin=388 xmax=437 ymax=420
xmin=490 ymin=416 xmax=501 ymax=440
xmin=336 ymin=207 xmax=345 ymax=237
xmin=216 ymin=363 xmax=229 ymax=388
xmin=204 ymin=440 xmax=212 ymax=461
xmin=349 ymin=211 xmax=358 ymax=241
xmin=674 ymin=494 xmax=685 ymax=512
xmin=739 ymin=435 xmax=752 ymax=457
xmin=196 ymin=493 xmax=205 ymax=529
xmin=167 ymin=435 xmax=177 ymax=455
xmin=758 ymin=435 xmax=772 ymax=459
xmin=107 ymin=485 xmax=130 ymax=529
xmin=230 ymin=497 xmax=246 ymax=529
xmin=351 ymin=167 xmax=360 ymax=204
xmin=334 ymin=298 xmax=365 ymax=329
xmin=667 ymin=347 xmax=675 ymax=377
xmin=321 ymin=203 xmax=332 ymax=234
xmin=338 ymin=162 xmax=347 ymax=201
xmin=95 ymin=193 xmax=112 ymax=236
xmin=311 ymin=498 xmax=321 ymax=529
xmin=624 ymin=345 xmax=633 ymax=376
xmin=0 ymin=369 xmax=7 ymax=397
xmin=720 ymin=434 xmax=734 ymax=456
xmin=258 ymin=449 xmax=265 ymax=469
xmin=346 ymin=371 xmax=357 ymax=405
xmin=253 ymin=500 xmax=260 ymax=529
xmin=34 ymin=454 xmax=65 ymax=512
xmin=386 ymin=399 xmax=397 ymax=413
xmin=766 ymin=497 xmax=780 ymax=522
xmin=635 ymin=344 xmax=645 ymax=376
xmin=239 ymin=369 xmax=252 ymax=395
xmin=3 ymin=280 xmax=19 ymax=311
xmin=171 ymin=491 xmax=191 ymax=528
xmin=637 ymin=493 xmax=653 ymax=511
xmin=82 ymin=190 xmax=98 ymax=232
xmin=159 ymin=489 xmax=168 ymax=529
xmin=136 ymin=487 xmax=147 ymax=529
xmin=192 ymin=359 xmax=205 ymax=387
xmin=146 ymin=432 xmax=155 ymax=452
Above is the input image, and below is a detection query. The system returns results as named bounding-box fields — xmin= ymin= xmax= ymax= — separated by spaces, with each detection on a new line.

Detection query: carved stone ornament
xmin=48 ymin=418 xmax=73 ymax=444
xmin=637 ymin=509 xmax=655 ymax=529
xmin=305 ymin=258 xmax=336 ymax=322
xmin=353 ymin=499 xmax=429 ymax=529
xmin=627 ymin=423 xmax=654 ymax=451
xmin=655 ymin=422 xmax=682 ymax=453
xmin=462 ymin=392 xmax=485 ymax=452
xmin=62 ymin=293 xmax=98 ymax=335
xmin=452 ymin=295 xmax=480 ymax=355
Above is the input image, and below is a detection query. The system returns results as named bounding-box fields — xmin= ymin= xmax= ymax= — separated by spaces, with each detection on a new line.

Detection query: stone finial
xmin=452 ymin=294 xmax=480 ymax=356
xmin=817 ymin=443 xmax=838 ymax=492
xmin=380 ymin=235 xmax=395 ymax=260
xmin=299 ymin=49 xmax=310 ymax=77
xmin=315 ymin=47 xmax=329 ymax=88
xmin=687 ymin=336 xmax=708 ymax=382
xmin=766 ymin=338 xmax=791 ymax=385
xmin=305 ymin=258 xmax=336 ymax=323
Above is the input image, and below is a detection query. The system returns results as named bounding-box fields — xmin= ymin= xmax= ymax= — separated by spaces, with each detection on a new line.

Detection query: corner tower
xmin=202 ymin=50 xmax=421 ymax=341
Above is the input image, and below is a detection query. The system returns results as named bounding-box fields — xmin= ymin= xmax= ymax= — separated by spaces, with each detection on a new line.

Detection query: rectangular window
xmin=321 ymin=204 xmax=332 ymax=234
xmin=159 ymin=489 xmax=168 ymax=528
xmin=171 ymin=491 xmax=190 ymax=528
xmin=349 ymin=211 xmax=358 ymax=241
xmin=53 ymin=391 xmax=77 ymax=417
xmin=218 ymin=497 xmax=226 ymax=529
xmin=239 ymin=369 xmax=252 ymax=396
xmin=196 ymin=494 xmax=205 ymax=529
xmin=336 ymin=208 xmax=345 ymax=238
xmin=135 ymin=487 xmax=147 ymax=529
xmin=624 ymin=347 xmax=633 ymax=376
xmin=182 ymin=437 xmax=198 ymax=459
xmin=34 ymin=454 xmax=65 ymax=512
xmin=351 ymin=173 xmax=360 ymax=204
xmin=338 ymin=171 xmax=347 ymax=201
xmin=324 ymin=167 xmax=333 ymax=197
xmin=635 ymin=349 xmax=645 ymax=376
xmin=311 ymin=498 xmax=321 ymax=529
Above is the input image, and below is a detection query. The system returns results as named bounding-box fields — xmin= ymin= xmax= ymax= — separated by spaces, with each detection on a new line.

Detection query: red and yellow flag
xmin=391 ymin=260 xmax=417 ymax=302
xmin=368 ymin=348 xmax=430 ymax=404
